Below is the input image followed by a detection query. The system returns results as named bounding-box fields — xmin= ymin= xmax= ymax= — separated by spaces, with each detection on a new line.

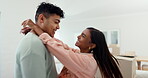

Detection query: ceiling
xmin=46 ymin=0 xmax=148 ymax=18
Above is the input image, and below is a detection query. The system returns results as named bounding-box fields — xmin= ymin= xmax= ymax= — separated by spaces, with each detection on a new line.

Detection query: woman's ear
xmin=91 ymin=43 xmax=96 ymax=49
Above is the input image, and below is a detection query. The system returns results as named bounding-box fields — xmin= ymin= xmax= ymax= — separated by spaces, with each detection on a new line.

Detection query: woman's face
xmin=75 ymin=29 xmax=92 ymax=50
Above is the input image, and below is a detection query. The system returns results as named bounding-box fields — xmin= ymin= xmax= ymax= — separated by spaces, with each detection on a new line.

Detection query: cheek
xmin=47 ymin=27 xmax=52 ymax=34
xmin=82 ymin=39 xmax=89 ymax=44
xmin=46 ymin=23 xmax=53 ymax=30
xmin=43 ymin=24 xmax=52 ymax=34
xmin=79 ymin=40 xmax=88 ymax=46
xmin=82 ymin=40 xmax=91 ymax=46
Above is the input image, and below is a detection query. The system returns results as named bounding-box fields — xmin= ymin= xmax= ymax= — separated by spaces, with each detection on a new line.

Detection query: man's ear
xmin=38 ymin=14 xmax=44 ymax=23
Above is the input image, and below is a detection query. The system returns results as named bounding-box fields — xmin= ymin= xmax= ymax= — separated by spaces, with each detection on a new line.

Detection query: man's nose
xmin=56 ymin=24 xmax=60 ymax=29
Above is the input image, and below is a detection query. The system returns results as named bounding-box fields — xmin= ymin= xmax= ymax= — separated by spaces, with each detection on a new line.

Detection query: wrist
xmin=32 ymin=24 xmax=38 ymax=29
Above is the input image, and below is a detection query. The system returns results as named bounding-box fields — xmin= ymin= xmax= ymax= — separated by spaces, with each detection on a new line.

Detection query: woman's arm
xmin=21 ymin=19 xmax=44 ymax=36
xmin=21 ymin=19 xmax=75 ymax=51
xmin=39 ymin=33 xmax=93 ymax=76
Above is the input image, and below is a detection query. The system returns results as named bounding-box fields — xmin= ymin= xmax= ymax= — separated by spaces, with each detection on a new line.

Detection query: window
xmin=102 ymin=29 xmax=120 ymax=55
xmin=102 ymin=29 xmax=120 ymax=45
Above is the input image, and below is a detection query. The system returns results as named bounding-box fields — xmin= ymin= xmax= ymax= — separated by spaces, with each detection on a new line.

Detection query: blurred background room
xmin=1 ymin=0 xmax=148 ymax=78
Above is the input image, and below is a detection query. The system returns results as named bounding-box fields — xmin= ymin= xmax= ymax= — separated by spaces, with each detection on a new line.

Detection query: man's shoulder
xmin=21 ymin=32 xmax=43 ymax=45
xmin=16 ymin=32 xmax=46 ymax=56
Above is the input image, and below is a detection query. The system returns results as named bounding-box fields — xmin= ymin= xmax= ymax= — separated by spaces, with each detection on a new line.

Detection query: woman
xmin=21 ymin=19 xmax=123 ymax=78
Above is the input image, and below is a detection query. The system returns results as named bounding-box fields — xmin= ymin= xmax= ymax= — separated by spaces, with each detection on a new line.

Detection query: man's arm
xmin=20 ymin=52 xmax=46 ymax=78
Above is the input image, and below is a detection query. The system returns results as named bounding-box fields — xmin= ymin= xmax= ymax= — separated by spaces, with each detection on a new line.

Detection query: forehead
xmin=48 ymin=14 xmax=61 ymax=21
xmin=82 ymin=29 xmax=91 ymax=37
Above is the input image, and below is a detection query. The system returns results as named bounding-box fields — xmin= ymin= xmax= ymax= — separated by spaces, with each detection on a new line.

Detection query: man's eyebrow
xmin=55 ymin=19 xmax=60 ymax=23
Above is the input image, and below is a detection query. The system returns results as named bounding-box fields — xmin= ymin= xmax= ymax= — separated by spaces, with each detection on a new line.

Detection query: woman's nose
xmin=77 ymin=35 xmax=80 ymax=39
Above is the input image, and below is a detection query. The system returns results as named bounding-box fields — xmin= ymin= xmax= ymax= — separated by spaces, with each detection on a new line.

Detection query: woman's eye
xmin=82 ymin=34 xmax=86 ymax=38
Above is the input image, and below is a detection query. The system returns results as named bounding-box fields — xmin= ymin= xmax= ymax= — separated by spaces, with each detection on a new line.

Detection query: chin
xmin=48 ymin=34 xmax=53 ymax=37
xmin=75 ymin=44 xmax=77 ymax=46
xmin=51 ymin=33 xmax=55 ymax=37
xmin=51 ymin=35 xmax=54 ymax=37
xmin=75 ymin=43 xmax=79 ymax=47
xmin=49 ymin=33 xmax=54 ymax=37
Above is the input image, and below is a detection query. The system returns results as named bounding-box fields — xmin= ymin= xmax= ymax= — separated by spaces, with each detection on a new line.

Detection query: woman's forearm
xmin=32 ymin=24 xmax=44 ymax=36
xmin=22 ymin=19 xmax=44 ymax=36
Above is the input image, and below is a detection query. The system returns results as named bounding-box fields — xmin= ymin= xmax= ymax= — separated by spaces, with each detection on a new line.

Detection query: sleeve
xmin=20 ymin=44 xmax=47 ymax=78
xmin=39 ymin=33 xmax=88 ymax=74
xmin=20 ymin=53 xmax=46 ymax=78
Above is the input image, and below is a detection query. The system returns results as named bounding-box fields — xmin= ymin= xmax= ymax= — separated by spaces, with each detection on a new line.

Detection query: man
xmin=15 ymin=2 xmax=64 ymax=78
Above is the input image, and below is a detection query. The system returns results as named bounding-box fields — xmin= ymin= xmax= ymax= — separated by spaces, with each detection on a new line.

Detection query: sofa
xmin=95 ymin=56 xmax=136 ymax=78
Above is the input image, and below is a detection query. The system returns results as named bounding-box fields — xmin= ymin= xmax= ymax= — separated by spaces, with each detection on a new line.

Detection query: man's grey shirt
xmin=15 ymin=32 xmax=58 ymax=78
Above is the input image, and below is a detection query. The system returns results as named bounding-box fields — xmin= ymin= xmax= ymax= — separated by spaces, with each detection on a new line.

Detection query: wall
xmin=60 ymin=12 xmax=148 ymax=56
xmin=0 ymin=0 xmax=148 ymax=78
xmin=0 ymin=0 xmax=41 ymax=78
xmin=0 ymin=11 xmax=1 ymax=78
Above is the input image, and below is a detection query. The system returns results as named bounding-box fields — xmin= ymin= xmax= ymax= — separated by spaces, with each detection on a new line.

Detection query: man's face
xmin=39 ymin=14 xmax=61 ymax=37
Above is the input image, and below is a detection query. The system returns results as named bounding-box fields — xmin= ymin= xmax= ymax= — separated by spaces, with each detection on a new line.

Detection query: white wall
xmin=0 ymin=0 xmax=42 ymax=78
xmin=0 ymin=11 xmax=2 ymax=78
xmin=1 ymin=0 xmax=148 ymax=78
xmin=60 ymin=12 xmax=148 ymax=56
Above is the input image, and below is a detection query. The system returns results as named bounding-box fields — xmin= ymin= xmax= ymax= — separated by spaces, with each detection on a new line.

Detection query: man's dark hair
xmin=35 ymin=2 xmax=64 ymax=22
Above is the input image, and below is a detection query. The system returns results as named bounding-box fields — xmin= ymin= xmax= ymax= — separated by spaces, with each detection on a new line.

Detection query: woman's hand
xmin=22 ymin=19 xmax=35 ymax=28
xmin=20 ymin=27 xmax=31 ymax=35
xmin=20 ymin=19 xmax=35 ymax=35
xmin=21 ymin=19 xmax=44 ymax=36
